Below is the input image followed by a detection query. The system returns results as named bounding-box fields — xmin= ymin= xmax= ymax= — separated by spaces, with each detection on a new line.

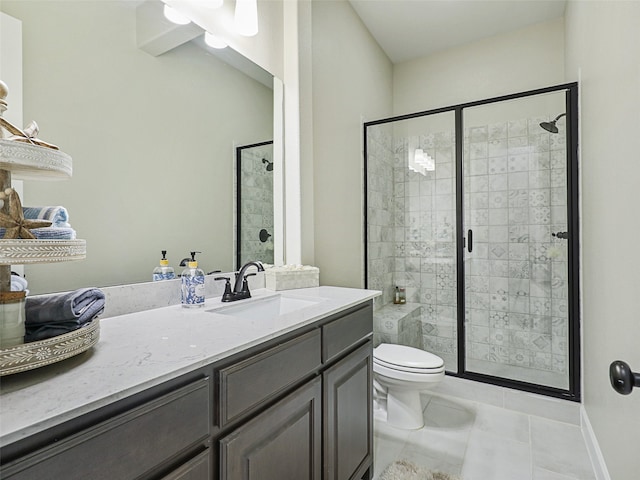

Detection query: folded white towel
xmin=11 ymin=275 xmax=28 ymax=292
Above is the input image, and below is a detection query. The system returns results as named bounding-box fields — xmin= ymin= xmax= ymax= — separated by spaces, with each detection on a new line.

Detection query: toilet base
xmin=386 ymin=389 xmax=424 ymax=430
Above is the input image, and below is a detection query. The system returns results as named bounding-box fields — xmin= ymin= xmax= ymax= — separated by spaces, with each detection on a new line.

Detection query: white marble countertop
xmin=0 ymin=286 xmax=379 ymax=448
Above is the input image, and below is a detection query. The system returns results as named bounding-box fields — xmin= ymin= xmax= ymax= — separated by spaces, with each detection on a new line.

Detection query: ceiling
xmin=348 ymin=0 xmax=567 ymax=64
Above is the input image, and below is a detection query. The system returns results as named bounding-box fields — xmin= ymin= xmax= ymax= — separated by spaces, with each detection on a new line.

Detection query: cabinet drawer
xmin=322 ymin=303 xmax=372 ymax=363
xmin=3 ymin=377 xmax=211 ymax=480
xmin=219 ymin=329 xmax=321 ymax=427
xmin=161 ymin=449 xmax=212 ymax=480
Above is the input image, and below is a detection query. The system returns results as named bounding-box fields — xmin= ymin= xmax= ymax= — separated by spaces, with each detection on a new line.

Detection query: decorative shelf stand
xmin=0 ymin=138 xmax=72 ymax=180
xmin=0 ymin=80 xmax=92 ymax=374
xmin=0 ymin=139 xmax=87 ymax=287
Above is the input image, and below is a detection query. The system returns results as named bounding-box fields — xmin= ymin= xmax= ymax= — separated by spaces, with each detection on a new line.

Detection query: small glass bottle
xmin=394 ymin=286 xmax=400 ymax=304
xmin=181 ymin=251 xmax=205 ymax=308
xmin=153 ymin=250 xmax=175 ymax=281
xmin=0 ymin=291 xmax=26 ymax=348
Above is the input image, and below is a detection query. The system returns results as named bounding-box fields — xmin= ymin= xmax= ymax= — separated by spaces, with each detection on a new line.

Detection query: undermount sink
xmin=209 ymin=294 xmax=322 ymax=321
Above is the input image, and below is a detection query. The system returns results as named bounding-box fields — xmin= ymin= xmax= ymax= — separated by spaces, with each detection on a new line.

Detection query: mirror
xmin=0 ymin=0 xmax=279 ymax=295
xmin=236 ymin=141 xmax=274 ymax=269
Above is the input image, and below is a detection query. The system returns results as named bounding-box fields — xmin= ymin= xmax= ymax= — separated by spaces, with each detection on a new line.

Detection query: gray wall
xmin=565 ymin=1 xmax=640 ymax=478
xmin=393 ymin=17 xmax=565 ymax=114
xmin=2 ymin=0 xmax=273 ymax=292
xmin=311 ymin=0 xmax=393 ymax=288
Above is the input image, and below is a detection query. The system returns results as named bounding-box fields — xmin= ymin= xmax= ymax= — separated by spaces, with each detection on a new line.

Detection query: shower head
xmin=540 ymin=113 xmax=566 ymax=134
xmin=261 ymin=157 xmax=273 ymax=172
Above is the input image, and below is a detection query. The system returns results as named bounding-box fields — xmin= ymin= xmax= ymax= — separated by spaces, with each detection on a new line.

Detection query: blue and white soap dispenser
xmin=181 ymin=251 xmax=205 ymax=308
xmin=152 ymin=250 xmax=175 ymax=281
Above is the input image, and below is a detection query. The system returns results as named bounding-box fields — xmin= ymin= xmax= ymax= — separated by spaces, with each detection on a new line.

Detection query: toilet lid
xmin=374 ymin=343 xmax=444 ymax=370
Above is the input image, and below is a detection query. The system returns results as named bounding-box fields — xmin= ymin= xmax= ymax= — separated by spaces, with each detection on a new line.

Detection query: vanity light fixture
xmin=234 ymin=0 xmax=258 ymax=36
xmin=204 ymin=32 xmax=228 ymax=49
xmin=163 ymin=4 xmax=191 ymax=25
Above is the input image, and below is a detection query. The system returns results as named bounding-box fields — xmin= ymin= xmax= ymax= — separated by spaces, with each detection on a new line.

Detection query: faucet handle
xmin=214 ymin=277 xmax=234 ymax=302
xmin=241 ymin=272 xmax=257 ymax=294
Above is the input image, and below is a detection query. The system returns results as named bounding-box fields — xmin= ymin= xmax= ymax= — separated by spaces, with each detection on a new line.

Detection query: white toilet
xmin=373 ymin=343 xmax=445 ymax=429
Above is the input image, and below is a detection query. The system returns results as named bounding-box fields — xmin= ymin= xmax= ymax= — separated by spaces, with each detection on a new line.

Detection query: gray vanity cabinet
xmin=217 ymin=301 xmax=373 ymax=480
xmin=0 ymin=300 xmax=374 ymax=480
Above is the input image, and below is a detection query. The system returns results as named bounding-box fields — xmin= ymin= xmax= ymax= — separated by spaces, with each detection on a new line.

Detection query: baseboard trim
xmin=581 ymin=406 xmax=611 ymax=480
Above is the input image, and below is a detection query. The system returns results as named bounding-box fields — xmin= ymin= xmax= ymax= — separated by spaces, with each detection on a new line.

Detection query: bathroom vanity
xmin=0 ymin=287 xmax=377 ymax=480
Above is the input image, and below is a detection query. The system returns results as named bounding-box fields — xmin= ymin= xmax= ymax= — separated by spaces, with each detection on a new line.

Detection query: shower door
xmin=364 ymin=83 xmax=579 ymax=400
xmin=461 ymin=88 xmax=578 ymax=393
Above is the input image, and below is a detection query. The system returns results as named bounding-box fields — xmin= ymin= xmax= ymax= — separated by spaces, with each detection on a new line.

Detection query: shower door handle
xmin=467 ymin=229 xmax=473 ymax=253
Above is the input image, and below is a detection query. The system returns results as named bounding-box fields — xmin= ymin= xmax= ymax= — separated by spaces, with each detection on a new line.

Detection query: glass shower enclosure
xmin=365 ymin=84 xmax=579 ymax=400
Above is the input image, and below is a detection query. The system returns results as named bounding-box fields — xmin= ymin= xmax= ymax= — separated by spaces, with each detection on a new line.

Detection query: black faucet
xmin=215 ymin=261 xmax=264 ymax=302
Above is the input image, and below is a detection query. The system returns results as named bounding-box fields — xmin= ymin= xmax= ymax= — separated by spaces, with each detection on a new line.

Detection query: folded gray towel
xmin=24 ymin=321 xmax=93 ymax=343
xmin=26 ymin=287 xmax=105 ymax=327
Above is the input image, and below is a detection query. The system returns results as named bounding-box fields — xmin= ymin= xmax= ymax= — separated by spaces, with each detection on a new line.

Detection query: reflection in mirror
xmin=0 ymin=0 xmax=276 ymax=294
xmin=236 ymin=141 xmax=274 ymax=269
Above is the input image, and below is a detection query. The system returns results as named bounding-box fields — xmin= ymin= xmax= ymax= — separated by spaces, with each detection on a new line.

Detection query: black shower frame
xmin=363 ymin=83 xmax=581 ymax=402
xmin=235 ymin=140 xmax=274 ymax=270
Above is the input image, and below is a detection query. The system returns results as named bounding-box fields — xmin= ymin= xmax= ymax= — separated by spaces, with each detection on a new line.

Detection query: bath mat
xmin=378 ymin=459 xmax=461 ymax=480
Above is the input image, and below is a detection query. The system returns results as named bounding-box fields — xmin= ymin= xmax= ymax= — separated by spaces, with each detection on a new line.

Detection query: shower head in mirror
xmin=262 ymin=158 xmax=273 ymax=172
xmin=540 ymin=113 xmax=566 ymax=134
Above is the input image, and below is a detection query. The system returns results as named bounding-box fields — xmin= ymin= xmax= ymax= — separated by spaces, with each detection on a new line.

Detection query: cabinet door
xmin=219 ymin=377 xmax=322 ymax=480
xmin=323 ymin=341 xmax=373 ymax=480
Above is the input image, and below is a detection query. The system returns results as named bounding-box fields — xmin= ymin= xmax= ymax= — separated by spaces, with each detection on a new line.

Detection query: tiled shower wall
xmin=464 ymin=119 xmax=568 ymax=384
xmin=367 ymin=117 xmax=569 ymax=384
xmin=394 ymin=131 xmax=459 ymax=368
xmin=238 ymin=145 xmax=274 ymax=266
xmin=367 ymin=124 xmax=395 ymax=307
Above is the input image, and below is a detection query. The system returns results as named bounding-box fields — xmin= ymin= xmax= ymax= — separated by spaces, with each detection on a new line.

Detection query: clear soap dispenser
xmin=181 ymin=251 xmax=205 ymax=308
xmin=152 ymin=250 xmax=175 ymax=281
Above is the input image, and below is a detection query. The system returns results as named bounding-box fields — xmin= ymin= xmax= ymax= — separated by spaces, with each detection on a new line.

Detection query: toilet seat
xmin=372 ymin=343 xmax=445 ymax=429
xmin=374 ymin=357 xmax=444 ymax=374
xmin=373 ymin=343 xmax=444 ymax=372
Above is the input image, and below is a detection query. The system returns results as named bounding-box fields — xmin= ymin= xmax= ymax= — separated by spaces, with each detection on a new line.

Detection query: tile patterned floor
xmin=373 ymin=394 xmax=597 ymax=480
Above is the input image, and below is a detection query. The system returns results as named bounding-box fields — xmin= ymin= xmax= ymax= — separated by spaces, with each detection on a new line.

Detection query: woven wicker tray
xmin=0 ymin=319 xmax=99 ymax=376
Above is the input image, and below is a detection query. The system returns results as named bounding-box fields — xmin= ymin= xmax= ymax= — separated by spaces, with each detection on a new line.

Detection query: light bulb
xmin=163 ymin=4 xmax=191 ymax=25
xmin=204 ymin=32 xmax=228 ymax=49
xmin=235 ymin=0 xmax=258 ymax=36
